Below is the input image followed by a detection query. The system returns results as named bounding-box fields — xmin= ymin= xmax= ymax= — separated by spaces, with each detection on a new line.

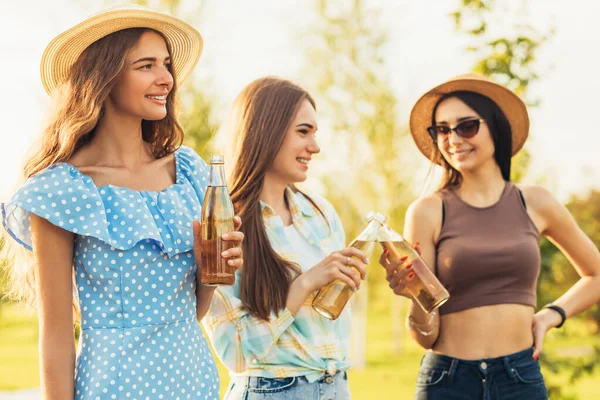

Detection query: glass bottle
xmin=378 ymin=223 xmax=450 ymax=313
xmin=311 ymin=212 xmax=384 ymax=320
xmin=200 ymin=155 xmax=236 ymax=286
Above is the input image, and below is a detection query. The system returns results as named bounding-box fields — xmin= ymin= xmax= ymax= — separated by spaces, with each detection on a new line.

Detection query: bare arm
xmin=526 ymin=186 xmax=600 ymax=317
xmin=196 ymin=284 xmax=217 ymax=322
xmin=403 ymin=195 xmax=443 ymax=349
xmin=30 ymin=215 xmax=76 ymax=400
xmin=522 ymin=185 xmax=600 ymax=358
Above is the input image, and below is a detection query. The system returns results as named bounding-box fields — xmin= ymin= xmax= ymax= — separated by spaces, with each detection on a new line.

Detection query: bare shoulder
xmin=406 ymin=192 xmax=443 ymax=224
xmin=516 ymin=184 xmax=560 ymax=214
xmin=403 ymin=192 xmax=444 ymax=249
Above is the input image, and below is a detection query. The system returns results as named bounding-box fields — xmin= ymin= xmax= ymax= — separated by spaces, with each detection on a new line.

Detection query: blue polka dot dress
xmin=1 ymin=146 xmax=220 ymax=399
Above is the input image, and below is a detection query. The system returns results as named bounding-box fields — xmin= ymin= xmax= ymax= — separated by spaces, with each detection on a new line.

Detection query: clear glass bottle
xmin=311 ymin=212 xmax=385 ymax=320
xmin=378 ymin=223 xmax=450 ymax=313
xmin=200 ymin=155 xmax=236 ymax=286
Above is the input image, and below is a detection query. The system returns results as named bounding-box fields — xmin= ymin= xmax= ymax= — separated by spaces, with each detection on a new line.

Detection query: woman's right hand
xmin=297 ymin=247 xmax=368 ymax=294
xmin=379 ymin=243 xmax=420 ymax=298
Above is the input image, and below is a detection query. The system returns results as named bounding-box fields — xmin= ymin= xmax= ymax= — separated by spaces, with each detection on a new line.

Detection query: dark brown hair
xmin=431 ymin=91 xmax=512 ymax=191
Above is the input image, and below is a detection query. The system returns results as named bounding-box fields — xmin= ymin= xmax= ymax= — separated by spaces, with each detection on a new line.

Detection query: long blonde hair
xmin=1 ymin=28 xmax=184 ymax=319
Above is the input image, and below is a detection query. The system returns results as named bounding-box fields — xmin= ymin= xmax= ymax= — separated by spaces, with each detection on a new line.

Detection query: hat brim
xmin=409 ymin=76 xmax=529 ymax=164
xmin=41 ymin=8 xmax=203 ymax=95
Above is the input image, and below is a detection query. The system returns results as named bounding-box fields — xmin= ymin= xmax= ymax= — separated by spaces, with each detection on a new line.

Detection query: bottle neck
xmin=354 ymin=219 xmax=384 ymax=242
xmin=209 ymin=163 xmax=227 ymax=187
xmin=377 ymin=223 xmax=403 ymax=242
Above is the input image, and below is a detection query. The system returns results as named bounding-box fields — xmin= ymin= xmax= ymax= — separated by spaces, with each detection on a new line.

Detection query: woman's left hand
xmin=221 ymin=216 xmax=244 ymax=269
xmin=192 ymin=216 xmax=245 ymax=271
xmin=531 ymin=308 xmax=562 ymax=361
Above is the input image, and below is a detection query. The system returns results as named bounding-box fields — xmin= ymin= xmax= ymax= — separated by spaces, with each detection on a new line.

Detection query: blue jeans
xmin=415 ymin=348 xmax=548 ymax=400
xmin=225 ymin=371 xmax=350 ymax=400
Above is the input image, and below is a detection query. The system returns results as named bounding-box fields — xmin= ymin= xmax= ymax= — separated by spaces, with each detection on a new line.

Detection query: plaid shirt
xmin=203 ymin=187 xmax=351 ymax=382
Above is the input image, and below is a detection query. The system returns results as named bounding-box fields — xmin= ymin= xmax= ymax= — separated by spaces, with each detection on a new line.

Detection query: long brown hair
xmin=430 ymin=91 xmax=513 ymax=191
xmin=227 ymin=77 xmax=316 ymax=320
xmin=2 ymin=28 xmax=184 ymax=319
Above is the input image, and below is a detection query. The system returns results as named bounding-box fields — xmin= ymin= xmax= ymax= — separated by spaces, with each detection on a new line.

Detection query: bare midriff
xmin=432 ymin=303 xmax=534 ymax=359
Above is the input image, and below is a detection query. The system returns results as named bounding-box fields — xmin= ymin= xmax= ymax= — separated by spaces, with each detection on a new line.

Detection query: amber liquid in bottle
xmin=311 ymin=239 xmax=374 ymax=320
xmin=312 ymin=212 xmax=384 ymax=320
xmin=380 ymin=238 xmax=449 ymax=313
xmin=200 ymin=156 xmax=236 ymax=286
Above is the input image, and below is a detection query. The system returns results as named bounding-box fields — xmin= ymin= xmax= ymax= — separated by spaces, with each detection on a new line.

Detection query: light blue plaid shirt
xmin=203 ymin=187 xmax=351 ymax=382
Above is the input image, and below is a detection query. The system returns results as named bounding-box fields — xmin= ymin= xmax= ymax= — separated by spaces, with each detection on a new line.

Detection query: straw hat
xmin=409 ymin=73 xmax=529 ymax=164
xmin=40 ymin=5 xmax=203 ymax=95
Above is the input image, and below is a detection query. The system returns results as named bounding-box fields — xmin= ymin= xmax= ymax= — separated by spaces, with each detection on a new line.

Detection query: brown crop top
xmin=435 ymin=182 xmax=541 ymax=315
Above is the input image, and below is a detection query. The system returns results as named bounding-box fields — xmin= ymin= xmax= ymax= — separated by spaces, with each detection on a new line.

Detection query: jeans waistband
xmin=423 ymin=348 xmax=533 ymax=367
xmin=421 ymin=347 xmax=535 ymax=383
xmin=231 ymin=370 xmax=347 ymax=388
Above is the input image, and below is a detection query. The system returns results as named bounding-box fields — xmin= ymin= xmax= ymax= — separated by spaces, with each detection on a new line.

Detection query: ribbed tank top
xmin=435 ymin=182 xmax=540 ymax=315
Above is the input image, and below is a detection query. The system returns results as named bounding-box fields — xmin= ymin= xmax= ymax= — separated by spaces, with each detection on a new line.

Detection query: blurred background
xmin=1 ymin=0 xmax=599 ymax=399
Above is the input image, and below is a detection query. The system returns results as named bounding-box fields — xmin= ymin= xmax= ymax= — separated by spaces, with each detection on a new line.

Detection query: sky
xmin=0 ymin=0 xmax=599 ymax=203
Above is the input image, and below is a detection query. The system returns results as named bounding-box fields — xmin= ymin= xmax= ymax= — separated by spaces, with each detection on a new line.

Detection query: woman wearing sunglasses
xmin=381 ymin=74 xmax=600 ymax=399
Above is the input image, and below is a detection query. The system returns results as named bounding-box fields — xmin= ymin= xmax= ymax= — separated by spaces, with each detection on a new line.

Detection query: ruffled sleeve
xmin=1 ymin=163 xmax=110 ymax=251
xmin=2 ymin=148 xmax=212 ymax=257
xmin=176 ymin=145 xmax=210 ymax=204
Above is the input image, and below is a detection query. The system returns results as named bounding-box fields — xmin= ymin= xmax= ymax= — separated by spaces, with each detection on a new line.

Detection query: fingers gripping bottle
xmin=378 ymin=223 xmax=450 ymax=313
xmin=200 ymin=155 xmax=236 ymax=286
xmin=311 ymin=212 xmax=385 ymax=320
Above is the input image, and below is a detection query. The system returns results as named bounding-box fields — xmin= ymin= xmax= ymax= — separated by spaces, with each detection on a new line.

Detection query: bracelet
xmin=543 ymin=304 xmax=567 ymax=328
xmin=408 ymin=311 xmax=438 ymax=336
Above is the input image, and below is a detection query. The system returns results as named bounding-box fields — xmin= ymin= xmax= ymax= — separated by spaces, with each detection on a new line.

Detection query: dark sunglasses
xmin=427 ymin=119 xmax=486 ymax=141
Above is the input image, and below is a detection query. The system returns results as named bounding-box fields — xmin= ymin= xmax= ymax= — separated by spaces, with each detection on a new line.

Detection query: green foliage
xmin=179 ymin=85 xmax=219 ymax=159
xmin=451 ymin=0 xmax=553 ymax=104
xmin=540 ymin=191 xmax=600 ymax=330
xmin=537 ymin=191 xmax=600 ymax=399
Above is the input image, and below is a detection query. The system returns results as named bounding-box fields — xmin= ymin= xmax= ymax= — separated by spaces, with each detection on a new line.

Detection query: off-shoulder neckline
xmin=55 ymin=147 xmax=183 ymax=194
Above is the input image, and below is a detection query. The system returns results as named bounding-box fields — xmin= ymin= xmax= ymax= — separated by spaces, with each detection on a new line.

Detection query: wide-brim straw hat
xmin=40 ymin=5 xmax=203 ymax=95
xmin=409 ymin=73 xmax=529 ymax=164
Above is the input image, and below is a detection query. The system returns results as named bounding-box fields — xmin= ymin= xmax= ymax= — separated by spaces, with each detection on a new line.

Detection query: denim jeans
xmin=225 ymin=371 xmax=350 ymax=400
xmin=414 ymin=348 xmax=548 ymax=400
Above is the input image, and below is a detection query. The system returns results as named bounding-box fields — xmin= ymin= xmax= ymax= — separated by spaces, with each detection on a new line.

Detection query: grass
xmin=1 ymin=300 xmax=600 ymax=399
xmin=0 ymin=303 xmax=39 ymax=391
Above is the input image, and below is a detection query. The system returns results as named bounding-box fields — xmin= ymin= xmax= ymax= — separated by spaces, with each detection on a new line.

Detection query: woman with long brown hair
xmin=382 ymin=74 xmax=600 ymax=399
xmin=203 ymin=77 xmax=367 ymax=399
xmin=1 ymin=6 xmax=243 ymax=399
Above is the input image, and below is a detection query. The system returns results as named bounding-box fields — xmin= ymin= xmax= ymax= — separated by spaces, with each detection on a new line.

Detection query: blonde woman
xmin=1 ymin=7 xmax=243 ymax=399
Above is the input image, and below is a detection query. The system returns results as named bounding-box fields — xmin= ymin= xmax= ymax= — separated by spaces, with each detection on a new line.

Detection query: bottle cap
xmin=210 ymin=155 xmax=225 ymax=164
xmin=366 ymin=211 xmax=387 ymax=223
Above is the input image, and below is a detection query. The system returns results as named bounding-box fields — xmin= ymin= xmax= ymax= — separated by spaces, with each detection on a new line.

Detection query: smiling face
xmin=106 ymin=30 xmax=173 ymax=121
xmin=434 ymin=96 xmax=497 ymax=175
xmin=266 ymin=99 xmax=320 ymax=185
